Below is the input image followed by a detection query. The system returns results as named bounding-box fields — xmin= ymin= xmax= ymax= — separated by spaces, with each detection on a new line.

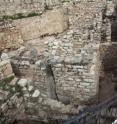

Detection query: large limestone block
xmin=14 ymin=8 xmax=68 ymax=40
xmin=0 ymin=60 xmax=14 ymax=80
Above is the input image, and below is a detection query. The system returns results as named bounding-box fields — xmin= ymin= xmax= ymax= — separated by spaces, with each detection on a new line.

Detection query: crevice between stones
xmin=46 ymin=64 xmax=59 ymax=101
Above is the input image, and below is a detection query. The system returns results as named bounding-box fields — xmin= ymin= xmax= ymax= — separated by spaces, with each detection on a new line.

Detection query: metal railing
xmin=63 ymin=95 xmax=117 ymax=124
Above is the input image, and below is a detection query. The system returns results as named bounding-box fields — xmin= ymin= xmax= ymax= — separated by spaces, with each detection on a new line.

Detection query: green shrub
xmin=27 ymin=12 xmax=39 ymax=17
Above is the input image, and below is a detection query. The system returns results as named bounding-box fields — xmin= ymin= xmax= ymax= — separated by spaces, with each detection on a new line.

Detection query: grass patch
xmin=62 ymin=0 xmax=70 ymax=3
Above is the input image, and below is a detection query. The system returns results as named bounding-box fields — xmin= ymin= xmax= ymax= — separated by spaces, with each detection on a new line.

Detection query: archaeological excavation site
xmin=0 ymin=0 xmax=117 ymax=124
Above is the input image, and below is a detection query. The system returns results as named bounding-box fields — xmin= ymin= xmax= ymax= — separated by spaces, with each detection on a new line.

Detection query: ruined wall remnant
xmin=0 ymin=0 xmax=116 ymax=122
xmin=0 ymin=59 xmax=25 ymax=123
xmin=0 ymin=8 xmax=68 ymax=50
xmin=14 ymin=8 xmax=68 ymax=41
xmin=0 ymin=0 xmax=61 ymax=16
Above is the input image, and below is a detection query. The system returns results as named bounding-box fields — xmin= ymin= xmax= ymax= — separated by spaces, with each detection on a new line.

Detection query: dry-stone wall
xmin=0 ymin=49 xmax=73 ymax=122
xmin=45 ymin=1 xmax=105 ymax=103
xmin=0 ymin=0 xmax=116 ymax=122
xmin=0 ymin=59 xmax=25 ymax=123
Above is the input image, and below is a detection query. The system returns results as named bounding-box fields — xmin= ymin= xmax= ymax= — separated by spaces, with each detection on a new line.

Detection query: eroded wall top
xmin=0 ymin=0 xmax=61 ymax=16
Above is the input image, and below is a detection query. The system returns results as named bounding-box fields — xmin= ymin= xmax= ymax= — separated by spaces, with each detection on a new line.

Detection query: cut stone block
xmin=0 ymin=60 xmax=14 ymax=81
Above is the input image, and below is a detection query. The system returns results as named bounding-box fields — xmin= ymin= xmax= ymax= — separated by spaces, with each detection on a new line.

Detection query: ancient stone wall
xmin=14 ymin=8 xmax=68 ymax=41
xmin=0 ymin=0 xmax=116 ymax=122
xmin=0 ymin=50 xmax=72 ymax=122
xmin=0 ymin=0 xmax=61 ymax=16
xmin=45 ymin=1 xmax=105 ymax=103
xmin=0 ymin=8 xmax=68 ymax=51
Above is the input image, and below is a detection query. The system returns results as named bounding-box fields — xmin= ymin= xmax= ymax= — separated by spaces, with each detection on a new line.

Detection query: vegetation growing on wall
xmin=0 ymin=75 xmax=23 ymax=97
xmin=61 ymin=0 xmax=70 ymax=3
xmin=0 ymin=12 xmax=42 ymax=22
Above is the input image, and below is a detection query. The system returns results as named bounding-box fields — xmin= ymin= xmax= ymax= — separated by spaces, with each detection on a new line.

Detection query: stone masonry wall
xmin=45 ymin=1 xmax=105 ymax=103
xmin=0 ymin=0 xmax=108 ymax=16
xmin=0 ymin=0 xmax=61 ymax=16
xmin=4 ymin=48 xmax=72 ymax=121
xmin=4 ymin=0 xmax=111 ymax=104
xmin=0 ymin=8 xmax=68 ymax=51
xmin=0 ymin=0 xmax=116 ymax=122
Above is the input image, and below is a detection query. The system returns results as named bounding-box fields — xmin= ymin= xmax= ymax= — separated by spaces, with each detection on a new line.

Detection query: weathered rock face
xmin=0 ymin=0 xmax=116 ymax=123
xmin=0 ymin=8 xmax=68 ymax=50
xmin=0 ymin=53 xmax=73 ymax=123
xmin=0 ymin=0 xmax=61 ymax=16
xmin=0 ymin=23 xmax=23 ymax=51
xmin=14 ymin=8 xmax=68 ymax=41
xmin=45 ymin=1 xmax=104 ymax=103
xmin=0 ymin=59 xmax=25 ymax=123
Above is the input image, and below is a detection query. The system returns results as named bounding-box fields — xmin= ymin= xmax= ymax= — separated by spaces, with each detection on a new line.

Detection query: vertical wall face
xmin=0 ymin=0 xmax=61 ymax=16
xmin=0 ymin=8 xmax=68 ymax=51
xmin=51 ymin=53 xmax=101 ymax=103
xmin=45 ymin=1 xmax=104 ymax=103
xmin=8 ymin=1 xmax=105 ymax=104
xmin=0 ymin=0 xmax=116 ymax=122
